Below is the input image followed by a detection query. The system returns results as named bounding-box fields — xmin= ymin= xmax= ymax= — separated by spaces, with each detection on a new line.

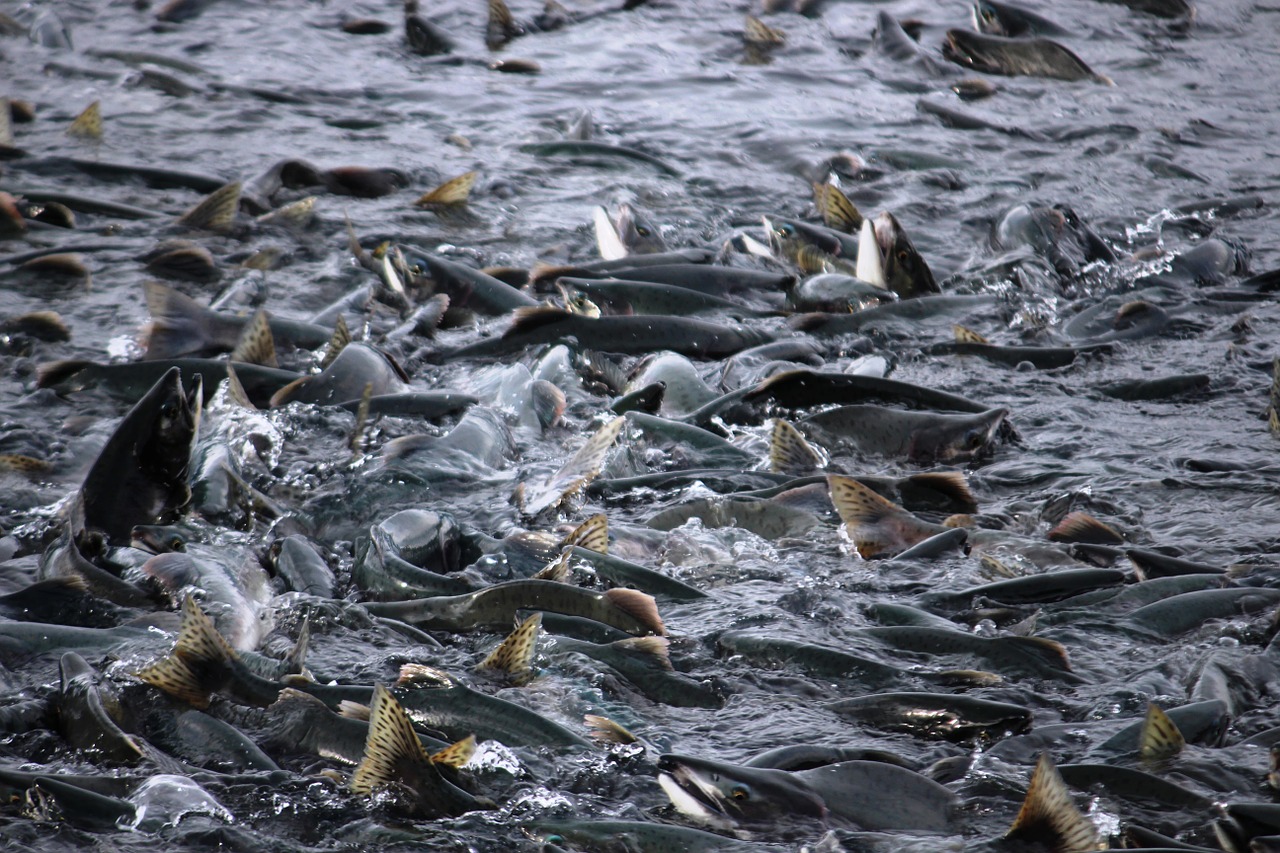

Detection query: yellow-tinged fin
xmin=486 ymin=0 xmax=519 ymax=47
xmin=929 ymin=669 xmax=1003 ymax=687
xmin=1138 ymin=703 xmax=1184 ymax=761
xmin=953 ymin=324 xmax=988 ymax=344
xmin=584 ymin=714 xmax=638 ymax=745
xmin=396 ymin=663 xmax=455 ymax=688
xmin=36 ymin=359 xmax=94 ymax=390
xmin=769 ymin=418 xmax=824 ymax=475
xmin=477 ymin=613 xmax=541 ymax=684
xmin=1006 ymin=753 xmax=1105 ymax=852
xmin=320 ymin=314 xmax=352 ymax=370
xmin=612 ymin=636 xmax=673 ymax=671
xmin=562 ymin=513 xmax=608 ymax=554
xmin=350 ymin=684 xmax=430 ymax=796
xmin=269 ymin=375 xmax=308 ymax=409
xmin=1046 ymin=511 xmax=1124 ymax=546
xmin=901 ymin=471 xmax=978 ymax=514
xmin=415 ymin=170 xmax=477 ymax=207
xmin=133 ymin=595 xmax=236 ymax=709
xmin=518 ymin=416 xmax=625 ymax=517
xmin=229 ymin=309 xmax=278 ymax=367
xmin=19 ymin=253 xmax=90 ymax=282
xmin=827 ymin=474 xmax=936 ymax=559
xmin=224 ymin=363 xmax=256 ymax=410
xmin=812 ymin=182 xmax=862 ymax=233
xmin=67 ymin=100 xmax=102 ymax=140
xmin=855 ymin=217 xmax=885 ymax=287
xmin=257 ymin=196 xmax=316 ymax=229
xmin=532 ymin=548 xmax=572 ymax=582
xmin=604 ymin=588 xmax=665 ymax=636
xmin=0 ymin=454 xmax=53 ymax=475
xmin=338 ymin=700 xmax=370 ymax=722
xmin=176 ymin=182 xmax=241 ymax=234
xmin=743 ymin=14 xmax=785 ymax=46
xmin=430 ymin=735 xmax=477 ymax=768
xmin=349 ymin=381 xmax=374 ymax=456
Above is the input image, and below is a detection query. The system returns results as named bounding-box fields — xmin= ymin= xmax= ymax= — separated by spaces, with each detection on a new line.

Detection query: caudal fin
xmin=1006 ymin=753 xmax=1104 ymax=852
xmin=134 ymin=595 xmax=236 ymax=708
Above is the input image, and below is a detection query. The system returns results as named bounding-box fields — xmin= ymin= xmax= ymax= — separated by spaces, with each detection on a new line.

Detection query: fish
xmin=270 ymin=343 xmax=409 ymax=407
xmin=403 ymin=0 xmax=454 ymax=55
xmin=657 ymin=754 xmax=957 ymax=832
xmin=362 ymin=579 xmax=665 ymax=635
xmin=74 ymin=366 xmax=202 ymax=543
xmin=594 ymin=203 xmax=668 ymax=258
xmin=942 ymin=29 xmax=1111 ymax=84
xmin=520 ymin=140 xmax=684 ymax=178
xmin=516 ymin=416 xmax=624 ymax=516
xmin=143 ymin=281 xmax=335 ymax=359
xmin=175 ymin=181 xmax=242 ymax=233
xmin=828 ymin=475 xmax=949 ymax=558
xmin=872 ymin=212 xmax=940 ymax=298
xmin=548 ymin=634 xmax=726 ymax=707
xmin=445 ymin=308 xmax=774 ymax=360
xmin=557 ymin=277 xmax=779 ymax=319
xmin=785 ymin=273 xmax=896 ymax=313
xmin=409 ymin=253 xmax=539 ymax=315
xmin=801 ymin=404 xmax=1007 ymax=463
xmin=38 ymin=358 xmax=300 ymax=407
xmin=824 ymin=692 xmax=1033 ymax=741
xmin=853 ymin=625 xmax=1076 ymax=680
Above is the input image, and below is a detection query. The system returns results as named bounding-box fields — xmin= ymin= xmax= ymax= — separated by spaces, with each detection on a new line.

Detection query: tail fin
xmin=612 ymin=636 xmax=673 ymax=671
xmin=176 ymin=182 xmax=241 ymax=234
xmin=769 ymin=418 xmax=824 ymax=475
xmin=229 ymin=309 xmax=278 ymax=367
xmin=1138 ymin=703 xmax=1184 ymax=761
xmin=430 ymin=734 xmax=477 ymax=768
xmin=1006 ymin=753 xmax=1104 ymax=852
xmin=476 ymin=613 xmax=542 ymax=685
xmin=899 ymin=471 xmax=978 ymax=513
xmin=350 ymin=684 xmax=429 ymax=795
xmin=1047 ymin=512 xmax=1123 ymax=545
xmin=811 ymin=182 xmax=861 ymax=233
xmin=583 ymin=713 xmax=638 ymax=745
xmin=562 ymin=514 xmax=608 ymax=554
xmin=415 ymin=171 xmax=477 ymax=207
xmin=133 ymin=595 xmax=236 ymax=708
xmin=67 ymin=100 xmax=103 ymax=140
xmin=828 ymin=475 xmax=938 ymax=559
xmin=953 ymin=324 xmax=988 ymax=344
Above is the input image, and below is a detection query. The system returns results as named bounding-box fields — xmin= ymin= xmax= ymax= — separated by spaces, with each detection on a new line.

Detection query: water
xmin=2 ymin=0 xmax=1280 ymax=849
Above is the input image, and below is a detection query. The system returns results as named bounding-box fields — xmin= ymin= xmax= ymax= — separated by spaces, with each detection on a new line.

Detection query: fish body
xmin=801 ymin=404 xmax=1007 ymax=462
xmin=943 ymin=29 xmax=1108 ymax=83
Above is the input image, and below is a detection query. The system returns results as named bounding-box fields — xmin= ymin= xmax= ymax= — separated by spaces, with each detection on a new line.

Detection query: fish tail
xmin=350 ymin=684 xmax=430 ymax=795
xmin=133 ymin=595 xmax=236 ymax=708
xmin=1006 ymin=752 xmax=1104 ymax=851
xmin=476 ymin=612 xmax=542 ymax=684
xmin=769 ymin=418 xmax=824 ymax=475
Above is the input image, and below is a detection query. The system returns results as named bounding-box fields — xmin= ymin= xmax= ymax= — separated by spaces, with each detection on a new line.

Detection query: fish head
xmin=972 ymin=2 xmax=1007 ymax=35
xmin=942 ymin=29 xmax=1001 ymax=75
xmin=907 ymin=408 xmax=1007 ymax=463
xmin=873 ymin=212 xmax=938 ymax=298
xmin=656 ymin=754 xmax=827 ymax=828
xmin=614 ymin=203 xmax=667 ymax=255
xmin=130 ymin=524 xmax=187 ymax=554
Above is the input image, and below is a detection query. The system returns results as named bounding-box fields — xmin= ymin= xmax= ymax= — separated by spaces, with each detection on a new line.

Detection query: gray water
xmin=2 ymin=0 xmax=1280 ymax=849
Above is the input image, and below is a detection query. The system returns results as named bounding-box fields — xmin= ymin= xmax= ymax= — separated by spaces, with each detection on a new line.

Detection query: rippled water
xmin=3 ymin=0 xmax=1280 ymax=850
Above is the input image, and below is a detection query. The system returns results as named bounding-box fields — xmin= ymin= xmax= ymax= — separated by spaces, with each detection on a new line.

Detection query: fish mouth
xmin=941 ymin=30 xmax=979 ymax=67
xmin=656 ymin=757 xmax=735 ymax=826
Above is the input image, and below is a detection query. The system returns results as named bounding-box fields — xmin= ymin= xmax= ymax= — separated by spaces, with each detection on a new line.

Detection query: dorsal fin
xmin=133 ymin=595 xmax=236 ymax=709
xmin=1010 ymin=636 xmax=1073 ymax=672
xmin=486 ymin=0 xmax=520 ymax=47
xmin=562 ymin=513 xmax=608 ymax=554
xmin=811 ymin=182 xmax=861 ymax=233
xmin=476 ymin=612 xmax=542 ymax=685
xmin=1006 ymin=753 xmax=1104 ymax=852
xmin=284 ymin=618 xmax=310 ymax=674
xmin=397 ymin=663 xmax=455 ymax=687
xmin=1047 ymin=511 xmax=1123 ymax=545
xmin=604 ymin=588 xmax=665 ymax=636
xmin=953 ymin=324 xmax=988 ymax=344
xmin=532 ymin=548 xmax=572 ymax=582
xmin=257 ymin=196 xmax=316 ymax=229
xmin=320 ymin=314 xmax=352 ymax=370
xmin=338 ymin=700 xmax=370 ymax=722
xmin=583 ymin=713 xmax=638 ymax=745
xmin=855 ymin=218 xmax=885 ymax=287
xmin=269 ymin=375 xmax=309 ymax=409
xmin=176 ymin=182 xmax=241 ymax=234
xmin=1138 ymin=703 xmax=1184 ymax=761
xmin=0 ymin=453 xmax=53 ymax=475
xmin=350 ymin=684 xmax=430 ymax=795
xmin=2 ymin=310 xmax=71 ymax=342
xmin=415 ymin=170 xmax=477 ymax=207
xmin=900 ymin=471 xmax=978 ymax=513
xmin=507 ymin=306 xmax=573 ymax=337
xmin=224 ymin=363 xmax=256 ymax=410
xmin=611 ymin=636 xmax=673 ymax=671
xmin=430 ymin=734 xmax=477 ymax=768
xmin=769 ymin=418 xmax=824 ymax=475
xmin=229 ymin=309 xmax=278 ymax=367
xmin=36 ymin=359 xmax=94 ymax=389
xmin=67 ymin=100 xmax=102 ymax=140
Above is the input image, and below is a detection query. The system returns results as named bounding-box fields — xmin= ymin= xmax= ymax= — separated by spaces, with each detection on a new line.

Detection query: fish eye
xmin=636 ymin=225 xmax=650 ymax=236
xmin=170 ymin=537 xmax=185 ymax=551
xmin=897 ymin=249 xmax=909 ymax=262
xmin=966 ymin=429 xmax=986 ymax=449
xmin=730 ymin=785 xmax=750 ymax=800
